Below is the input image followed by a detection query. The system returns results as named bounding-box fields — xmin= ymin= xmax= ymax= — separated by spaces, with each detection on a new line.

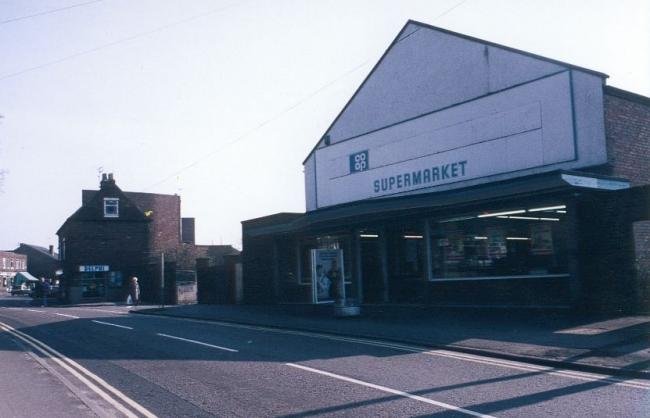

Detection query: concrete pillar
xmin=294 ymin=240 xmax=302 ymax=283
xmin=379 ymin=226 xmax=389 ymax=303
xmin=353 ymin=229 xmax=363 ymax=304
xmin=566 ymin=198 xmax=582 ymax=309
xmin=423 ymin=218 xmax=433 ymax=282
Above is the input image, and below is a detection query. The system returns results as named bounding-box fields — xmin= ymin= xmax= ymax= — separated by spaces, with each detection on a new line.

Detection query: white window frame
xmin=103 ymin=198 xmax=119 ymax=218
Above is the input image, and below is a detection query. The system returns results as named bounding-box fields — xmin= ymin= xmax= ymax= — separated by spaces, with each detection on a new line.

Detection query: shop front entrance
xmin=360 ymin=234 xmax=385 ymax=303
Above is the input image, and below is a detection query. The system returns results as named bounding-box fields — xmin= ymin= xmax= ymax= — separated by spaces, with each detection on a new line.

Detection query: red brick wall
xmin=599 ymin=91 xmax=650 ymax=186
xmin=125 ymin=192 xmax=181 ymax=253
xmin=0 ymin=251 xmax=27 ymax=273
xmin=633 ymin=221 xmax=650 ymax=312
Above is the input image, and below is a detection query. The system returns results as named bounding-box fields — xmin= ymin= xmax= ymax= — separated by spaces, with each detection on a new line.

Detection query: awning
xmin=244 ymin=170 xmax=629 ymax=237
xmin=14 ymin=271 xmax=40 ymax=282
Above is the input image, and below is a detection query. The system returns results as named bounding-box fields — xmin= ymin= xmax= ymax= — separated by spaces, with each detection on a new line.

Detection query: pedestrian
xmin=129 ymin=276 xmax=140 ymax=306
xmin=41 ymin=278 xmax=51 ymax=307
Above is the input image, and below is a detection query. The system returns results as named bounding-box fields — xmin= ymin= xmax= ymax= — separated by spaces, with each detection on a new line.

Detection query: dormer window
xmin=104 ymin=198 xmax=119 ymax=218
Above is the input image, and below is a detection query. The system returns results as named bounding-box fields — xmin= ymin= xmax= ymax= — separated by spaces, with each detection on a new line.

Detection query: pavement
xmin=131 ymin=303 xmax=650 ymax=380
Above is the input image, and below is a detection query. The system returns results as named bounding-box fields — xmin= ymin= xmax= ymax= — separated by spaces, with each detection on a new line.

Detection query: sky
xmin=0 ymin=0 xmax=649 ymax=251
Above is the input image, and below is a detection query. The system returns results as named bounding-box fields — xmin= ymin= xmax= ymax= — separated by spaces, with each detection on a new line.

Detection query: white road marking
xmin=156 ymin=333 xmax=238 ymax=352
xmin=72 ymin=307 xmax=129 ymax=315
xmin=287 ymin=363 xmax=495 ymax=417
xmin=25 ymin=308 xmax=45 ymax=313
xmin=0 ymin=321 xmax=157 ymax=418
xmin=92 ymin=320 xmax=133 ymax=330
xmin=55 ymin=313 xmax=80 ymax=319
xmin=10 ymin=334 xmax=123 ymax=418
xmin=144 ymin=314 xmax=650 ymax=390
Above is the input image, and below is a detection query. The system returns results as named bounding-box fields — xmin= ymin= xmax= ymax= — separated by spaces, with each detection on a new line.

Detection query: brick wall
xmin=13 ymin=245 xmax=60 ymax=279
xmin=633 ymin=221 xmax=650 ymax=312
xmin=59 ymin=219 xmax=151 ymax=298
xmin=0 ymin=251 xmax=27 ymax=273
xmin=593 ymin=88 xmax=650 ymax=186
xmin=116 ymin=191 xmax=181 ymax=254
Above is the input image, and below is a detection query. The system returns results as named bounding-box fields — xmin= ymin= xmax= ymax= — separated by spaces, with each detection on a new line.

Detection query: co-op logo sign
xmin=349 ymin=150 xmax=369 ymax=173
xmin=348 ymin=150 xmax=468 ymax=194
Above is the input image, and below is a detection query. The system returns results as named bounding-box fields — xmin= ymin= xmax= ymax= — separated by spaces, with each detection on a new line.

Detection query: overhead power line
xmin=0 ymin=1 xmax=245 ymax=82
xmin=143 ymin=0 xmax=471 ymax=191
xmin=0 ymin=0 xmax=104 ymax=25
xmin=143 ymin=58 xmax=374 ymax=191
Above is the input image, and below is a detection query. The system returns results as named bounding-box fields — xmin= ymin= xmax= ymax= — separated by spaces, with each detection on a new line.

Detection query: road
xmin=0 ymin=296 xmax=647 ymax=417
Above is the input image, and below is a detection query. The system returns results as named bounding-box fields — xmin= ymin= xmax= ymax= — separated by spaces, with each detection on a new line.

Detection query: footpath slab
xmin=131 ymin=304 xmax=650 ymax=379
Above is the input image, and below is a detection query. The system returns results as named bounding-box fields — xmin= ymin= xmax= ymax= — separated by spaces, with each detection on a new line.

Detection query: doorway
xmin=360 ymin=237 xmax=384 ymax=303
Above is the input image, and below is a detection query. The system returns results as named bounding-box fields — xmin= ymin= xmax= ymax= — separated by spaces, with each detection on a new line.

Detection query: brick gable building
xmin=56 ymin=173 xmax=237 ymax=303
xmin=13 ymin=243 xmax=61 ymax=280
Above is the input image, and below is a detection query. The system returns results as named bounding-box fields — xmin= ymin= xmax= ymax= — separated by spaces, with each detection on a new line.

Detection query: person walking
xmin=129 ymin=276 xmax=140 ymax=306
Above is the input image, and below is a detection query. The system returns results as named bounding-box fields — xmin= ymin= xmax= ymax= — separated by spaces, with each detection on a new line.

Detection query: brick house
xmin=0 ymin=251 xmax=27 ymax=289
xmin=57 ymin=173 xmax=237 ymax=303
xmin=13 ymin=243 xmax=61 ymax=280
xmin=242 ymin=21 xmax=650 ymax=312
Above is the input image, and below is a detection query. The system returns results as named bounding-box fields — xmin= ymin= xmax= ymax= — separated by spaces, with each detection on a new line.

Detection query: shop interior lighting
xmin=403 ymin=235 xmax=424 ymax=239
xmin=506 ymin=237 xmax=530 ymax=241
xmin=478 ymin=209 xmax=525 ymax=218
xmin=497 ymin=215 xmax=561 ymax=222
xmin=438 ymin=215 xmax=475 ymax=223
xmin=359 ymin=234 xmax=379 ymax=238
xmin=473 ymin=236 xmax=488 ymax=240
xmin=528 ymin=205 xmax=566 ymax=212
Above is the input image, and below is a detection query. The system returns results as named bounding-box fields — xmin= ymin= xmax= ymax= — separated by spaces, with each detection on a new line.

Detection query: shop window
xmin=108 ymin=271 xmax=123 ymax=288
xmin=80 ymin=272 xmax=107 ymax=298
xmin=394 ymin=225 xmax=425 ymax=278
xmin=430 ymin=204 xmax=568 ymax=280
xmin=103 ymin=198 xmax=119 ymax=218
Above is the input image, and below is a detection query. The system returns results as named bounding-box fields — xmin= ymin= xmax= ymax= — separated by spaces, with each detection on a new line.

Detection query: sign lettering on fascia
xmin=79 ymin=265 xmax=110 ymax=272
xmin=372 ymin=160 xmax=468 ymax=194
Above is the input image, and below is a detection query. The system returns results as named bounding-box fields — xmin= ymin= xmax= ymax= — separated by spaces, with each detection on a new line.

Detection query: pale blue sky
xmin=1 ymin=0 xmax=648 ymax=250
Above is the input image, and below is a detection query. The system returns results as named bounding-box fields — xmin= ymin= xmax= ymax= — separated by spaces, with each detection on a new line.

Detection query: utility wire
xmin=432 ymin=0 xmax=469 ymax=22
xmin=143 ymin=58 xmax=374 ymax=191
xmin=143 ymin=0 xmax=471 ymax=190
xmin=0 ymin=0 xmax=104 ymax=25
xmin=0 ymin=1 xmax=245 ymax=82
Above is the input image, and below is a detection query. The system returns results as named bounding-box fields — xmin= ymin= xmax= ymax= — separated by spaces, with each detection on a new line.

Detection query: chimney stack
xmin=100 ymin=172 xmax=115 ymax=189
xmin=49 ymin=245 xmax=54 ymax=255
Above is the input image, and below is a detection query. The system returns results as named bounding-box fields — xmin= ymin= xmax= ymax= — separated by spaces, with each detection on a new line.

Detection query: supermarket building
xmin=242 ymin=21 xmax=650 ymax=312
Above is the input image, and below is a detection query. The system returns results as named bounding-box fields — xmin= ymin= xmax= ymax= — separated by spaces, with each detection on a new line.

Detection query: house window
xmin=103 ymin=198 xmax=119 ymax=218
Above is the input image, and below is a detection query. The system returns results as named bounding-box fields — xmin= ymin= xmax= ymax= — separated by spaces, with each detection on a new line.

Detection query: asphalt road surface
xmin=0 ymin=296 xmax=648 ymax=417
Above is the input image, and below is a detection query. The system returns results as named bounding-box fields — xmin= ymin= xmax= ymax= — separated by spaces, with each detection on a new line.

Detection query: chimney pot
xmin=48 ymin=245 xmax=54 ymax=255
xmin=108 ymin=173 xmax=114 ymax=180
xmin=102 ymin=173 xmax=108 ymax=181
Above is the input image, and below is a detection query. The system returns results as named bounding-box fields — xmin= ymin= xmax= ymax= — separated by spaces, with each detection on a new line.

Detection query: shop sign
xmin=79 ymin=265 xmax=109 ymax=272
xmin=349 ymin=150 xmax=369 ymax=173
xmin=310 ymin=249 xmax=345 ymax=304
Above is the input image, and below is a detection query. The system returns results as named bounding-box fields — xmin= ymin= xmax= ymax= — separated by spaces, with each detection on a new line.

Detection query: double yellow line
xmin=0 ymin=321 xmax=157 ymax=418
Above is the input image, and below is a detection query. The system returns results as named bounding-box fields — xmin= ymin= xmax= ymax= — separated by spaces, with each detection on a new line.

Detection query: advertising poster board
xmin=530 ymin=224 xmax=554 ymax=256
xmin=311 ymin=249 xmax=345 ymax=304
